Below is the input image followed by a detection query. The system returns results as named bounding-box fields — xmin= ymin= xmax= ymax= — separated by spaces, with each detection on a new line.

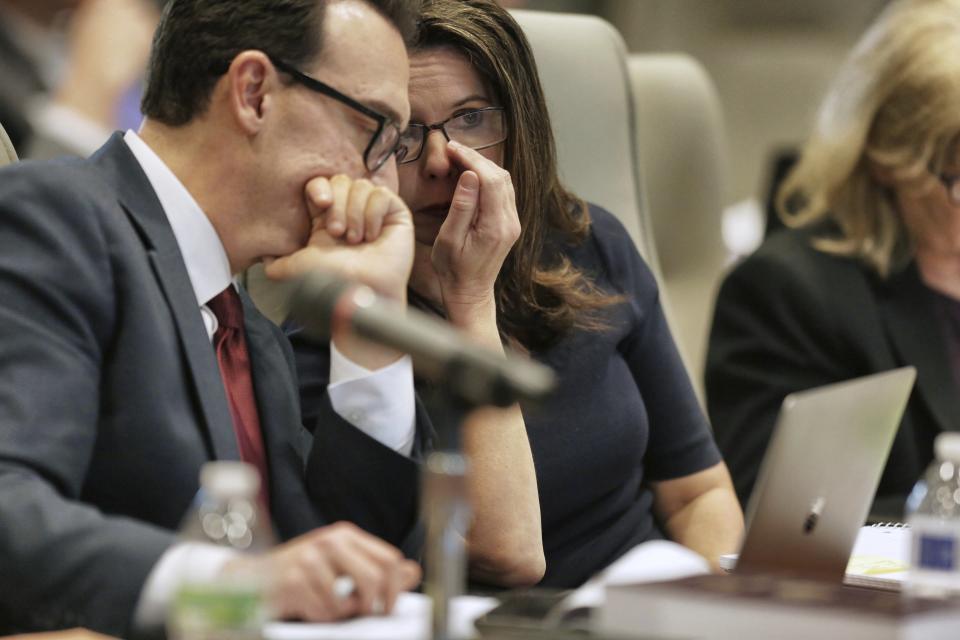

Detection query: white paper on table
xmin=849 ymin=525 xmax=910 ymax=564
xmin=264 ymin=593 xmax=499 ymax=640
xmin=545 ymin=540 xmax=711 ymax=625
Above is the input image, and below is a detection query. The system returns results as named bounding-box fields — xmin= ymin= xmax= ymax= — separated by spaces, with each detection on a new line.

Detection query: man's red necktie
xmin=207 ymin=286 xmax=270 ymax=511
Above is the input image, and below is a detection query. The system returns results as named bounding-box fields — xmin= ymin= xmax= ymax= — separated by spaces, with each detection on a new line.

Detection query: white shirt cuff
xmin=328 ymin=342 xmax=416 ymax=456
xmin=134 ymin=542 xmax=239 ymax=630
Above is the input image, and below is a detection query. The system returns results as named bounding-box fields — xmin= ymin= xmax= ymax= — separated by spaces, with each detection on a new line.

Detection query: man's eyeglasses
xmin=938 ymin=172 xmax=960 ymax=206
xmin=397 ymin=107 xmax=506 ymax=165
xmin=271 ymin=57 xmax=402 ymax=173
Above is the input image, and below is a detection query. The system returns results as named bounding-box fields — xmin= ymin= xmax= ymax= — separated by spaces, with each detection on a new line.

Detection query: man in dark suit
xmin=0 ymin=0 xmax=426 ymax=636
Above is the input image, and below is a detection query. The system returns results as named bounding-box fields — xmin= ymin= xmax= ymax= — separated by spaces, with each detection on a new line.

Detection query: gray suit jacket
xmin=0 ymin=134 xmax=422 ymax=637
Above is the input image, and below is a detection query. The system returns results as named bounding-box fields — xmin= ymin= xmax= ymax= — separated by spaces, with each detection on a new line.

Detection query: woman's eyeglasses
xmin=397 ymin=108 xmax=507 ymax=165
xmin=937 ymin=172 xmax=960 ymax=206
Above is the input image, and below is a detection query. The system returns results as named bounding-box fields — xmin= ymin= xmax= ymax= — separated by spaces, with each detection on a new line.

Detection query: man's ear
xmin=224 ymin=51 xmax=276 ymax=135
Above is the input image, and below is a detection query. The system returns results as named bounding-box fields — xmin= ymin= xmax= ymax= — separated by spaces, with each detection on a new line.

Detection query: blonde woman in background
xmin=707 ymin=0 xmax=960 ymax=520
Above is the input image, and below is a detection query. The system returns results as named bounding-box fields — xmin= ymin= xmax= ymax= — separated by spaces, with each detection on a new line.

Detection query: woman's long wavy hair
xmin=411 ymin=0 xmax=621 ymax=352
xmin=778 ymin=0 xmax=960 ymax=278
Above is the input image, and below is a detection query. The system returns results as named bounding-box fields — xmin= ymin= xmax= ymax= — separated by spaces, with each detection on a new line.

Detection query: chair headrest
xmin=510 ymin=10 xmax=656 ymax=266
xmin=628 ymin=53 xmax=727 ymax=278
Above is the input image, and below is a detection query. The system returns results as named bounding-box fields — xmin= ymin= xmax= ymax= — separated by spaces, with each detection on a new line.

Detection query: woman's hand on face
xmin=432 ymin=141 xmax=521 ymax=324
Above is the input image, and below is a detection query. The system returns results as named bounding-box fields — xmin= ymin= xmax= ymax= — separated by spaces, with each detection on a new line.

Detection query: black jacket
xmin=706 ymin=227 xmax=960 ymax=519
xmin=0 ymin=135 xmax=421 ymax=637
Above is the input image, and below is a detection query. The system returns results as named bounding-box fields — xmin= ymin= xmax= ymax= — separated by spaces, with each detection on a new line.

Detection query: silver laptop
xmin=724 ymin=367 xmax=916 ymax=581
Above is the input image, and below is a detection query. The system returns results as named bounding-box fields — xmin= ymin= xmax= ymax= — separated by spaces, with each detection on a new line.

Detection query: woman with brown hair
xmin=292 ymin=0 xmax=742 ymax=588
xmin=707 ymin=0 xmax=960 ymax=520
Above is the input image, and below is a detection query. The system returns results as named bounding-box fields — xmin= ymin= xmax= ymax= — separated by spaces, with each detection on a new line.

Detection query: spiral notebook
xmin=845 ymin=523 xmax=910 ymax=590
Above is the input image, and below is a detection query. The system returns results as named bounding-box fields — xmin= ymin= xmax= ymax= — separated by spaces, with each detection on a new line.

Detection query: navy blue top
xmin=289 ymin=205 xmax=721 ymax=588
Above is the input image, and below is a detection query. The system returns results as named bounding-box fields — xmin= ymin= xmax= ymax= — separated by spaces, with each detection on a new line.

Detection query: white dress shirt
xmin=122 ymin=130 xmax=416 ymax=627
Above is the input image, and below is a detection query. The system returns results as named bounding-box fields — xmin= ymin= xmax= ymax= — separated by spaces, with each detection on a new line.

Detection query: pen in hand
xmin=333 ymin=575 xmax=385 ymax=615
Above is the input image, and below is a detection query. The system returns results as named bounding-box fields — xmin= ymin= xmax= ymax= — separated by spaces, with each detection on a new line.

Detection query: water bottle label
xmin=171 ymin=583 xmax=264 ymax=634
xmin=917 ymin=533 xmax=957 ymax=571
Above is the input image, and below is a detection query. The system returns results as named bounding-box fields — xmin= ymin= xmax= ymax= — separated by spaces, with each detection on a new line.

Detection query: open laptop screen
xmin=734 ymin=367 xmax=916 ymax=581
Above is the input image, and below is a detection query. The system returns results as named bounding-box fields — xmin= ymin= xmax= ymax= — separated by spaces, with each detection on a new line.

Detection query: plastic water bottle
xmin=905 ymin=432 xmax=960 ymax=598
xmin=168 ymin=462 xmax=274 ymax=640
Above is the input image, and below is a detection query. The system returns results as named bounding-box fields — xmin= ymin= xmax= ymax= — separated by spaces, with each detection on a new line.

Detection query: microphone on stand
xmin=289 ymin=269 xmax=556 ymax=640
xmin=288 ymin=269 xmax=556 ymax=407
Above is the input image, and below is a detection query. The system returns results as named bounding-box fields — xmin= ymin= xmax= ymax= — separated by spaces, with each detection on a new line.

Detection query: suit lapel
xmin=92 ymin=134 xmax=240 ymax=461
xmin=878 ymin=263 xmax=960 ymax=434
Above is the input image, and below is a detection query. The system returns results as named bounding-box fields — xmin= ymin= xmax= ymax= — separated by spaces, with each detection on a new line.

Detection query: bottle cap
xmin=200 ymin=461 xmax=261 ymax=498
xmin=935 ymin=433 xmax=960 ymax=463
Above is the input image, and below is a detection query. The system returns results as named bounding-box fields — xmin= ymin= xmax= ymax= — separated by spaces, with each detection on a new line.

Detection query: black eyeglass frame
xmin=398 ymin=107 xmax=507 ymax=165
xmin=270 ymin=57 xmax=402 ymax=173
xmin=937 ymin=172 xmax=960 ymax=206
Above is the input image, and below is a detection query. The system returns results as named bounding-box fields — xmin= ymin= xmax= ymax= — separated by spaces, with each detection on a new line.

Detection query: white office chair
xmin=510 ymin=10 xmax=660 ymax=270
xmin=627 ymin=54 xmax=729 ymax=400
xmin=0 ymin=122 xmax=18 ymax=166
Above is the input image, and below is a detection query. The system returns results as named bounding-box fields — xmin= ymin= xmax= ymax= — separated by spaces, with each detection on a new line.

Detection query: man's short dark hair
xmin=141 ymin=0 xmax=420 ymax=126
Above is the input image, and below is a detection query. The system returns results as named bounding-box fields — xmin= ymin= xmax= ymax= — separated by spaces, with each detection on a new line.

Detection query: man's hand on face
xmin=264 ymin=175 xmax=414 ymax=304
xmin=220 ymin=521 xmax=421 ymax=622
